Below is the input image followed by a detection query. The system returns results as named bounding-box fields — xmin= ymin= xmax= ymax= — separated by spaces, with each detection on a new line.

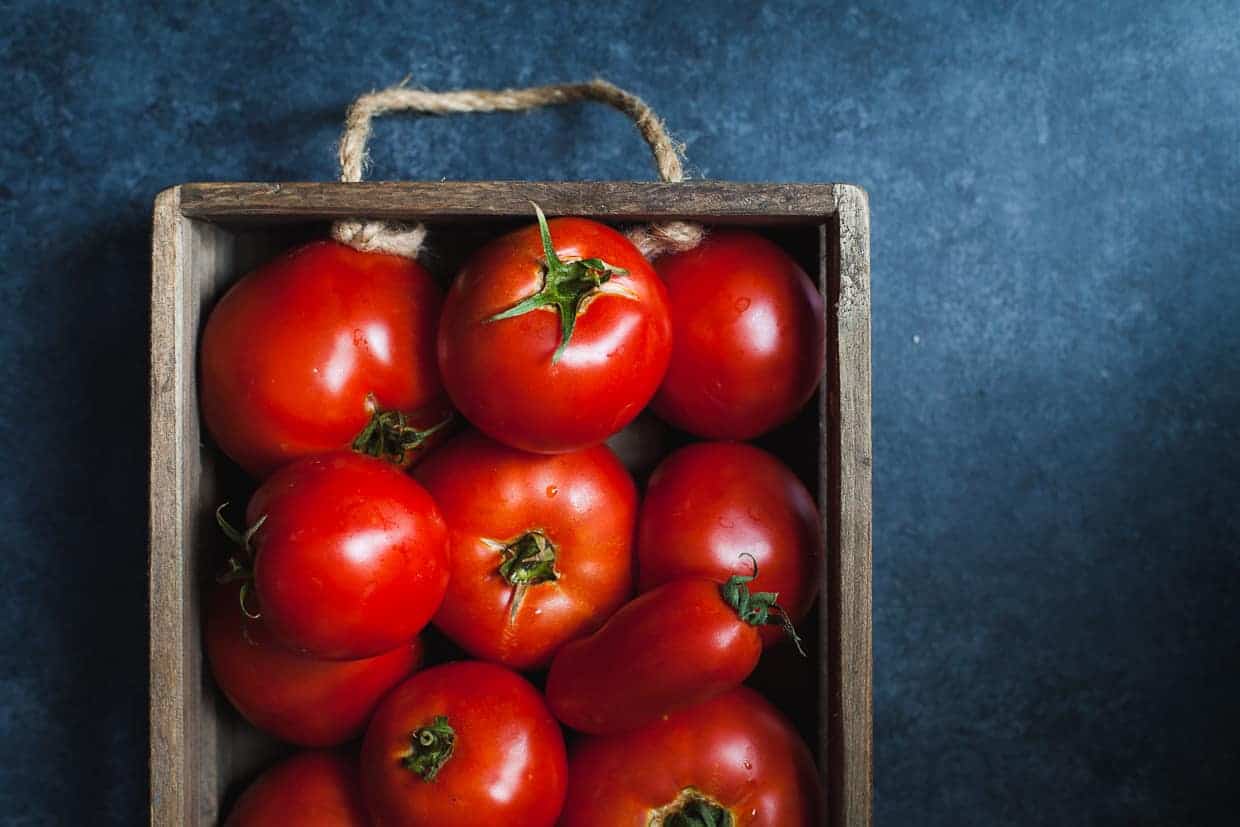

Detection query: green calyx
xmin=485 ymin=202 xmax=627 ymax=363
xmin=401 ymin=715 xmax=456 ymax=782
xmin=652 ymin=789 xmax=735 ymax=827
xmin=497 ymin=530 xmax=559 ymax=620
xmin=352 ymin=394 xmax=452 ymax=465
xmin=214 ymin=503 xmax=266 ymax=620
xmin=718 ymin=553 xmax=807 ymax=656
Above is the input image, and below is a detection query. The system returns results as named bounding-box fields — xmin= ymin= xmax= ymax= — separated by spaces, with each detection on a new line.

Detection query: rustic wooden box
xmin=149 ymin=182 xmax=872 ymax=826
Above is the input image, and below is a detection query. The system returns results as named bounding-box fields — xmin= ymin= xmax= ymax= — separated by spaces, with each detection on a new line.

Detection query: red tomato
xmin=201 ymin=240 xmax=446 ymax=478
xmin=638 ymin=441 xmax=822 ymax=648
xmin=437 ymin=205 xmax=671 ymax=453
xmin=224 ymin=750 xmax=369 ymax=827
xmin=414 ymin=430 xmax=636 ymax=669
xmin=361 ymin=661 xmax=567 ymax=827
xmin=206 ymin=582 xmax=423 ymax=747
xmin=234 ymin=452 xmax=449 ymax=660
xmin=558 ymin=687 xmax=822 ymax=827
xmin=652 ymin=230 xmax=825 ymax=439
xmin=545 ymin=564 xmax=802 ymax=735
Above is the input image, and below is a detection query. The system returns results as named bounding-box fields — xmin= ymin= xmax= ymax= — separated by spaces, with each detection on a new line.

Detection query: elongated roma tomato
xmin=228 ymin=452 xmax=449 ymax=660
xmin=652 ymin=230 xmax=825 ymax=439
xmin=545 ymin=561 xmax=803 ymax=735
xmin=438 ymin=205 xmax=671 ymax=453
xmin=638 ymin=441 xmax=822 ymax=647
xmin=224 ymin=750 xmax=369 ymax=827
xmin=558 ymin=687 xmax=822 ymax=827
xmin=414 ymin=430 xmax=636 ymax=669
xmin=201 ymin=240 xmax=446 ymax=478
xmin=206 ymin=582 xmax=423 ymax=747
xmin=361 ymin=661 xmax=567 ymax=827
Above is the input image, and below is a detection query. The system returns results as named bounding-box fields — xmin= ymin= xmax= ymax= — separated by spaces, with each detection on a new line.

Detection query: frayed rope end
xmin=332 ymin=219 xmax=427 ymax=259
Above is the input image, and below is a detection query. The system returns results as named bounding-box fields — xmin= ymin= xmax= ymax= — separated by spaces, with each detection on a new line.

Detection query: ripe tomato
xmin=224 ymin=750 xmax=369 ymax=827
xmin=638 ymin=441 xmax=822 ymax=648
xmin=558 ymin=687 xmax=822 ymax=827
xmin=206 ymin=582 xmax=423 ymax=747
xmin=652 ymin=230 xmax=825 ymax=439
xmin=201 ymin=240 xmax=446 ymax=478
xmin=545 ymin=562 xmax=802 ymax=735
xmin=361 ymin=661 xmax=567 ymax=827
xmin=437 ymin=205 xmax=672 ymax=453
xmin=413 ymin=430 xmax=636 ymax=670
xmin=230 ymin=451 xmax=449 ymax=660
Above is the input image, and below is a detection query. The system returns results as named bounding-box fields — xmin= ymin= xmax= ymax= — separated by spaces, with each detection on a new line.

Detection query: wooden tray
xmin=149 ymin=181 xmax=872 ymax=826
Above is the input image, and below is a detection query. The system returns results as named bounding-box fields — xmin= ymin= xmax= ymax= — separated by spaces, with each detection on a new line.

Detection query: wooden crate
xmin=149 ymin=182 xmax=872 ymax=826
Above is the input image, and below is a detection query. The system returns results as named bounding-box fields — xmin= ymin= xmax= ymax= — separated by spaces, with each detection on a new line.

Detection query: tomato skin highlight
xmin=652 ymin=230 xmax=825 ymax=440
xmin=437 ymin=216 xmax=672 ymax=453
xmin=224 ymin=750 xmax=370 ymax=827
xmin=545 ymin=578 xmax=763 ymax=735
xmin=201 ymin=240 xmax=445 ymax=478
xmin=360 ymin=661 xmax=568 ymax=827
xmin=205 ymin=582 xmax=423 ymax=747
xmin=245 ymin=452 xmax=449 ymax=660
xmin=638 ymin=441 xmax=822 ymax=648
xmin=558 ymin=687 xmax=821 ymax=827
xmin=414 ymin=430 xmax=637 ymax=670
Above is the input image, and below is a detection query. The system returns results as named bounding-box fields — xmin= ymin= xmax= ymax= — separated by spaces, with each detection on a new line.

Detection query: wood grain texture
xmin=148 ymin=185 xmax=187 ymax=827
xmin=177 ymin=181 xmax=839 ymax=223
xmin=825 ymin=184 xmax=874 ymax=827
xmin=149 ymin=181 xmax=872 ymax=827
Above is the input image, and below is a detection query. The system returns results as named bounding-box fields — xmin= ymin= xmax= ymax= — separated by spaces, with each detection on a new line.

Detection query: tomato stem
xmin=718 ymin=553 xmax=806 ymax=656
xmin=214 ymin=504 xmax=266 ymax=619
xmin=651 ymin=788 xmax=735 ymax=827
xmin=484 ymin=202 xmax=627 ymax=363
xmin=497 ymin=530 xmax=560 ymax=621
xmin=352 ymin=394 xmax=453 ymax=465
xmin=401 ymin=715 xmax=456 ymax=782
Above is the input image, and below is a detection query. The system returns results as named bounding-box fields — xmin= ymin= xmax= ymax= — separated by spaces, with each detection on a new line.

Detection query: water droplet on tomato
xmin=546 ymin=485 xmax=559 ymax=498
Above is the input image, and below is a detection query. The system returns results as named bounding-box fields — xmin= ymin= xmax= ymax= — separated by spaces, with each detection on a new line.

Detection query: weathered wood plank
xmin=177 ymin=182 xmax=840 ymax=222
xmin=826 ymin=184 xmax=874 ymax=827
xmin=149 ymin=186 xmax=190 ymax=827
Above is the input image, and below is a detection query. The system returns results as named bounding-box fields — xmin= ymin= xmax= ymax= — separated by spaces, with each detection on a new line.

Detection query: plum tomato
xmin=545 ymin=560 xmax=803 ymax=735
xmin=414 ymin=430 xmax=636 ymax=670
xmin=223 ymin=451 xmax=449 ymax=660
xmin=558 ymin=687 xmax=822 ymax=827
xmin=206 ymin=581 xmax=423 ymax=747
xmin=651 ymin=230 xmax=825 ymax=439
xmin=201 ymin=240 xmax=447 ymax=478
xmin=638 ymin=441 xmax=822 ymax=648
xmin=224 ymin=750 xmax=370 ymax=827
xmin=361 ymin=661 xmax=567 ymax=827
xmin=437 ymin=204 xmax=671 ymax=453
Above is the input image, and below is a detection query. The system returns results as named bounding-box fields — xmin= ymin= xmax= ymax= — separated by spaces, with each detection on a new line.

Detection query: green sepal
xmin=485 ymin=202 xmax=627 ymax=363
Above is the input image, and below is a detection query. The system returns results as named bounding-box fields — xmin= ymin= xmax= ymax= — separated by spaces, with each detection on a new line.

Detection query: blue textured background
xmin=2 ymin=1 xmax=1238 ymax=824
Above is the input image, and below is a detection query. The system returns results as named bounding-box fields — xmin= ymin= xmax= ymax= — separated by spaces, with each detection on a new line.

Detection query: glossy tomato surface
xmin=652 ymin=231 xmax=825 ymax=439
xmin=438 ymin=214 xmax=671 ymax=453
xmin=545 ymin=578 xmax=762 ymax=735
xmin=414 ymin=430 xmax=636 ymax=669
xmin=638 ymin=441 xmax=822 ymax=647
xmin=558 ymin=687 xmax=821 ymax=827
xmin=206 ymin=582 xmax=423 ymax=747
xmin=201 ymin=240 xmax=445 ymax=477
xmin=245 ymin=452 xmax=449 ymax=659
xmin=224 ymin=750 xmax=369 ymax=827
xmin=361 ymin=661 xmax=567 ymax=827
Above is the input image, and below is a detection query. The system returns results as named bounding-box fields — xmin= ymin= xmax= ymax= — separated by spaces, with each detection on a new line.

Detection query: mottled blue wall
xmin=2 ymin=1 xmax=1237 ymax=824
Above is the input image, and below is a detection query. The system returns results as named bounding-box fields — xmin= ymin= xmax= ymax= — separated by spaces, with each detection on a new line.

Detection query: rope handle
xmin=338 ymin=79 xmax=686 ymax=184
xmin=331 ymin=79 xmax=704 ymax=259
